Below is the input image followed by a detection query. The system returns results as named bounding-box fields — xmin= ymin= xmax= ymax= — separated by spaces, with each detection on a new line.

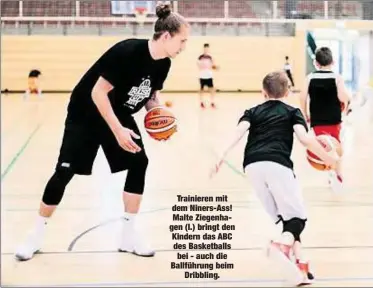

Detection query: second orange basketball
xmin=144 ymin=106 xmax=177 ymax=141
xmin=307 ymin=134 xmax=342 ymax=171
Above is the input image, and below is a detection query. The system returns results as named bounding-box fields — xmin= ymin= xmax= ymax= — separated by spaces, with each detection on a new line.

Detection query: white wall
xmin=355 ymin=32 xmax=370 ymax=88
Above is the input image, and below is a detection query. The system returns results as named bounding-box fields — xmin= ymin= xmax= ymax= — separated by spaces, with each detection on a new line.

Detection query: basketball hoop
xmin=134 ymin=7 xmax=147 ymax=25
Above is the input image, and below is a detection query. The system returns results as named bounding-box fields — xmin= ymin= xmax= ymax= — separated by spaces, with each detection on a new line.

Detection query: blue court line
xmin=1 ymin=123 xmax=42 ymax=181
xmin=6 ymin=276 xmax=373 ymax=287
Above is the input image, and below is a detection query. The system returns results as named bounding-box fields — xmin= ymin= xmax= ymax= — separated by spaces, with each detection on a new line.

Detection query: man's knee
xmin=42 ymin=169 xmax=74 ymax=205
xmin=124 ymin=154 xmax=148 ymax=194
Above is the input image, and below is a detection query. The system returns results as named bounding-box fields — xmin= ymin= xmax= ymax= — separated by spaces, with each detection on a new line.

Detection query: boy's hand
xmin=209 ymin=158 xmax=224 ymax=178
xmin=325 ymin=154 xmax=340 ymax=171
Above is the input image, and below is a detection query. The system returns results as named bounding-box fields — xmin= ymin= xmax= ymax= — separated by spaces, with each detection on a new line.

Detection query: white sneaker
xmin=15 ymin=216 xmax=47 ymax=261
xmin=267 ymin=241 xmax=303 ymax=286
xmin=296 ymin=260 xmax=315 ymax=286
xmin=118 ymin=217 xmax=155 ymax=257
xmin=14 ymin=231 xmax=43 ymax=261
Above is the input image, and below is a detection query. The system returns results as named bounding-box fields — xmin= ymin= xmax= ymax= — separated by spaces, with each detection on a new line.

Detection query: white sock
xmin=34 ymin=215 xmax=48 ymax=235
xmin=122 ymin=213 xmax=136 ymax=231
xmin=120 ymin=213 xmax=137 ymax=248
xmin=124 ymin=212 xmax=136 ymax=221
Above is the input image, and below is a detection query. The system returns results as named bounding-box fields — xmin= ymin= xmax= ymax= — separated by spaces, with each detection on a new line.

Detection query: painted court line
xmin=67 ymin=207 xmax=170 ymax=251
xmin=1 ymin=123 xmax=42 ymax=181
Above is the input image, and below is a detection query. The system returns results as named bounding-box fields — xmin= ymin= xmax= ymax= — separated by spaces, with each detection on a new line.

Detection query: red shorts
xmin=313 ymin=124 xmax=341 ymax=142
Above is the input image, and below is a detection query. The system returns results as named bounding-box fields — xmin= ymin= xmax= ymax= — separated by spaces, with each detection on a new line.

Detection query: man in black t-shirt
xmin=15 ymin=4 xmax=190 ymax=261
xmin=211 ymin=71 xmax=339 ymax=286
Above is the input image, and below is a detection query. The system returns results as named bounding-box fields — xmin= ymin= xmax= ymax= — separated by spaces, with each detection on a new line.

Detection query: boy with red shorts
xmin=300 ymin=47 xmax=350 ymax=192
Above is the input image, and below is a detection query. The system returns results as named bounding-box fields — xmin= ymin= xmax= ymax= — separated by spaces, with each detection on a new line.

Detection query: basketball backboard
xmin=110 ymin=1 xmax=156 ymax=15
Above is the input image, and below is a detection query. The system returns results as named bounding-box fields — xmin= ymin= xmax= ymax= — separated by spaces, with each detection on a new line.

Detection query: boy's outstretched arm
xmin=210 ymin=121 xmax=250 ymax=177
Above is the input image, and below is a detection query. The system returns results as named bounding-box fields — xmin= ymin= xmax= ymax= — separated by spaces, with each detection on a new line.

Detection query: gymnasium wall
xmin=1 ymin=33 xmax=306 ymax=92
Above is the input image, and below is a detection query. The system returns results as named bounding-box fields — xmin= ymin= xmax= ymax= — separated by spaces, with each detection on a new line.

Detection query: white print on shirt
xmin=125 ymin=77 xmax=152 ymax=109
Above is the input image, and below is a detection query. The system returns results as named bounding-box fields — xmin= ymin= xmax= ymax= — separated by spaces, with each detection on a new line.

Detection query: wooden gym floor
xmin=1 ymin=93 xmax=373 ymax=287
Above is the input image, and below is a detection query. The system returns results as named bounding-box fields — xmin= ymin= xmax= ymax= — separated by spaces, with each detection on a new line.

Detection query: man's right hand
xmin=114 ymin=127 xmax=141 ymax=153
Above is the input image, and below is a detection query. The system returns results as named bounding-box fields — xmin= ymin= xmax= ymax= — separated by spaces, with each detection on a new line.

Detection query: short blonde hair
xmin=262 ymin=71 xmax=289 ymax=99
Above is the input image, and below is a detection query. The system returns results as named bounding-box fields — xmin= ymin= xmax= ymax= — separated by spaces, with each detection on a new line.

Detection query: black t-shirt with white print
xmin=67 ymin=39 xmax=171 ymax=124
xmin=238 ymin=100 xmax=308 ymax=170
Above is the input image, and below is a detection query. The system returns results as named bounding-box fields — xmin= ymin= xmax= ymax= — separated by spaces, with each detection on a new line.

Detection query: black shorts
xmin=55 ymin=117 xmax=146 ymax=175
xmin=200 ymin=78 xmax=214 ymax=89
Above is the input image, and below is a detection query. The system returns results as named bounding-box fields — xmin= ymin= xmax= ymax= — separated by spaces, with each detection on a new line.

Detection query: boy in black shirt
xmin=15 ymin=3 xmax=189 ymax=261
xmin=211 ymin=71 xmax=340 ymax=285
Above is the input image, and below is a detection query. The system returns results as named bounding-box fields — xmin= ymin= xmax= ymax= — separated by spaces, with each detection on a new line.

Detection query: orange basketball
xmin=306 ymin=135 xmax=342 ymax=171
xmin=144 ymin=106 xmax=177 ymax=141
xmin=165 ymin=100 xmax=173 ymax=107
